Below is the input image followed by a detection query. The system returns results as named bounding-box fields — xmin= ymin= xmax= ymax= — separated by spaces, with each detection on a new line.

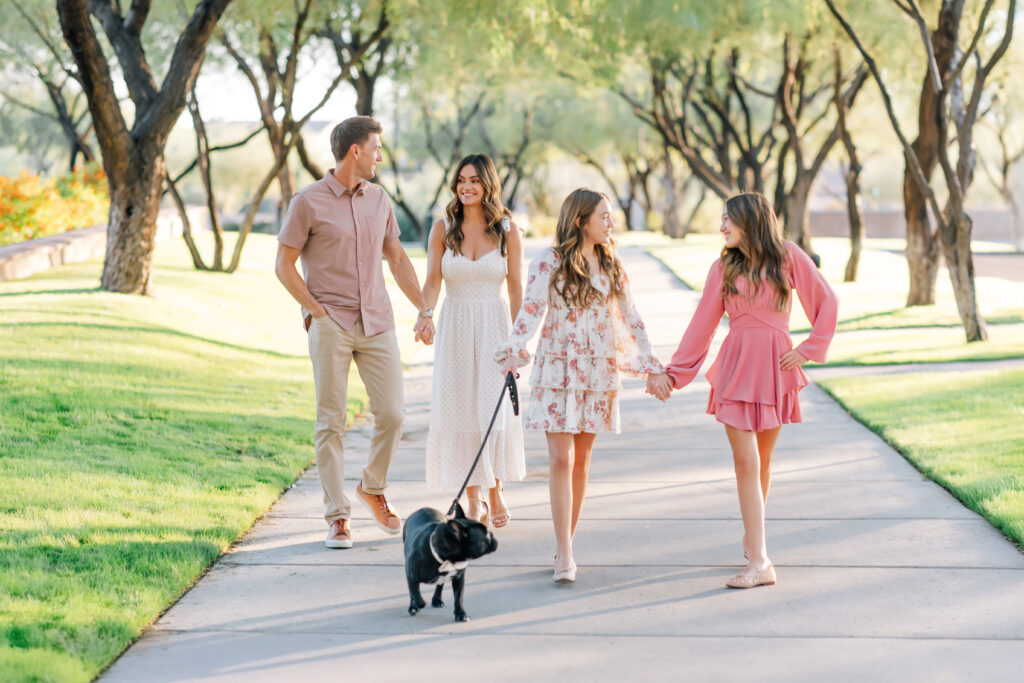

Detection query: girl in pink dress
xmin=657 ymin=192 xmax=838 ymax=589
xmin=497 ymin=188 xmax=668 ymax=583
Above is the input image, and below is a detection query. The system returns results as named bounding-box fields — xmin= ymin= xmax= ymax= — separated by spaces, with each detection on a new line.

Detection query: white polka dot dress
xmin=425 ymin=218 xmax=526 ymax=489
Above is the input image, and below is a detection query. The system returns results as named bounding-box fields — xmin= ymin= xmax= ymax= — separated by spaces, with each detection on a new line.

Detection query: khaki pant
xmin=308 ymin=315 xmax=404 ymax=524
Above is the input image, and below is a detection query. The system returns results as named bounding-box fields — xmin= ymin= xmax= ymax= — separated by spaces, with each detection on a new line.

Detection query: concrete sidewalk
xmin=103 ymin=245 xmax=1024 ymax=682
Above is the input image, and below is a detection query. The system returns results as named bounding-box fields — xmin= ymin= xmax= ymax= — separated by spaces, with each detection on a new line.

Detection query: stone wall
xmin=809 ymin=207 xmax=1014 ymax=242
xmin=0 ymin=207 xmax=209 ymax=282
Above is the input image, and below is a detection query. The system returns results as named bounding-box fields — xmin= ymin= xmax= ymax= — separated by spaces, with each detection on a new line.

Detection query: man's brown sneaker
xmin=356 ymin=481 xmax=401 ymax=534
xmin=325 ymin=518 xmax=353 ymax=549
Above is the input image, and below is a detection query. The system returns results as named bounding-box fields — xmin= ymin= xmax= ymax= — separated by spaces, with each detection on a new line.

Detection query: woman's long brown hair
xmin=720 ymin=192 xmax=790 ymax=310
xmin=552 ymin=188 xmax=624 ymax=308
xmin=443 ymin=154 xmax=511 ymax=256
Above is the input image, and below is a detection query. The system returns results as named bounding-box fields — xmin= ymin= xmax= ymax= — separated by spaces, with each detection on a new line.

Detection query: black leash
xmin=446 ymin=371 xmax=520 ymax=518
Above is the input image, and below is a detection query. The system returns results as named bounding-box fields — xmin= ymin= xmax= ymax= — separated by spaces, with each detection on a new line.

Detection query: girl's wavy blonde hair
xmin=720 ymin=192 xmax=789 ymax=310
xmin=552 ymin=188 xmax=624 ymax=308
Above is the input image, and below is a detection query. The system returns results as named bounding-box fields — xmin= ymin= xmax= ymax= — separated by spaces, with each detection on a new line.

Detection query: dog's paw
xmin=408 ymin=606 xmax=420 ymax=616
xmin=454 ymin=612 xmax=469 ymax=622
xmin=431 ymin=585 xmax=444 ymax=608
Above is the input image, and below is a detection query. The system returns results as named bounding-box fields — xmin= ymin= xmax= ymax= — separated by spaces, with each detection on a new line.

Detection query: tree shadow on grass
xmin=0 ymin=287 xmax=103 ymax=298
xmin=0 ymin=320 xmax=304 ymax=360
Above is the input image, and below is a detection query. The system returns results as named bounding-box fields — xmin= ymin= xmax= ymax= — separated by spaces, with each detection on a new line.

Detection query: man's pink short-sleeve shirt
xmin=278 ymin=173 xmax=400 ymax=335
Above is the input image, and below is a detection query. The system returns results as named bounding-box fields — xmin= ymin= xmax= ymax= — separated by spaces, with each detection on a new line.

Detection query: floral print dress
xmin=495 ymin=247 xmax=664 ymax=434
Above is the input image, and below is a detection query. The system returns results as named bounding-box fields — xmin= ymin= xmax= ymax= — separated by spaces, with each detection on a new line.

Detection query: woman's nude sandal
xmin=468 ymin=498 xmax=489 ymax=526
xmin=489 ymin=487 xmax=510 ymax=528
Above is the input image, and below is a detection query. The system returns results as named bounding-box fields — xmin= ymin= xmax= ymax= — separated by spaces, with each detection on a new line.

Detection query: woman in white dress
xmin=421 ymin=154 xmax=526 ymax=526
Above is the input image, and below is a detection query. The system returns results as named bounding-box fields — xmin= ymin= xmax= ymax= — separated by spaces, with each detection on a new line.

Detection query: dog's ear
xmin=452 ymin=502 xmax=466 ymax=519
xmin=446 ymin=519 xmax=464 ymax=539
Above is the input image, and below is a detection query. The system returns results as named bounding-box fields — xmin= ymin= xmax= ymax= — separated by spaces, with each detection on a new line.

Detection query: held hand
xmin=413 ymin=317 xmax=435 ymax=345
xmin=646 ymin=373 xmax=672 ymax=402
xmin=779 ymin=349 xmax=808 ymax=371
xmin=499 ymin=357 xmax=519 ymax=377
xmin=644 ymin=375 xmax=663 ymax=401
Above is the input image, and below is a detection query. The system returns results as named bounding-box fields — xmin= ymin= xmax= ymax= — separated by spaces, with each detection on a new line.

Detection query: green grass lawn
xmin=818 ymin=369 xmax=1024 ymax=548
xmin=0 ymin=233 xmax=420 ymax=681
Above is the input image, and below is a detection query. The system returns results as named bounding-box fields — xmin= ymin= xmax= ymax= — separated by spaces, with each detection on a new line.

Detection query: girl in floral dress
xmin=658 ymin=192 xmax=838 ymax=589
xmin=497 ymin=188 xmax=669 ymax=582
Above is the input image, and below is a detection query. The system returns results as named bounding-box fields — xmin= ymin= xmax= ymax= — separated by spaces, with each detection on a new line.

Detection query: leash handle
xmin=447 ymin=372 xmax=519 ymax=518
xmin=506 ymin=370 xmax=520 ymax=416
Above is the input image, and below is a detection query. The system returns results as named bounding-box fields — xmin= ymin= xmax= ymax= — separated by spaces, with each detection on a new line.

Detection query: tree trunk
xmin=101 ymin=150 xmax=166 ymax=294
xmin=626 ymin=164 xmax=652 ymax=230
xmin=277 ymin=159 xmax=294 ymax=214
xmin=620 ymin=166 xmax=638 ymax=231
xmin=905 ymin=228 xmax=941 ymax=303
xmin=354 ymin=72 xmax=375 ymax=116
xmin=682 ymin=181 xmax=707 ymax=236
xmin=41 ymin=78 xmax=96 ymax=172
xmin=296 ymin=134 xmax=325 ymax=181
xmin=784 ymin=178 xmax=813 ymax=255
xmin=661 ymin=142 xmax=681 ymax=238
xmin=903 ymin=9 xmax=956 ymax=306
xmin=67 ymin=127 xmax=96 ymax=172
xmin=940 ymin=214 xmax=988 ymax=342
xmin=1004 ymin=184 xmax=1024 ymax=252
xmin=226 ymin=142 xmax=292 ymax=273
xmin=58 ymin=0 xmax=233 ymax=294
xmin=165 ymin=174 xmax=208 ymax=270
xmin=843 ymin=161 xmax=864 ymax=282
xmin=835 ymin=46 xmax=864 ymax=282
xmin=186 ymin=91 xmax=225 ymax=270
xmin=620 ymin=194 xmax=635 ymax=232
xmin=904 ymin=92 xmax=942 ymax=305
xmin=773 ymin=140 xmax=790 ymax=229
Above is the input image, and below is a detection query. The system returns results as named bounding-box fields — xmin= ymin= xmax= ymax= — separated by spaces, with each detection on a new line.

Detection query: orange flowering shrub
xmin=0 ymin=164 xmax=109 ymax=246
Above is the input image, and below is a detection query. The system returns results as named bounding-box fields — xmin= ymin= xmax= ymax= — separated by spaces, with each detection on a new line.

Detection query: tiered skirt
xmin=705 ymin=326 xmax=808 ymax=432
xmin=524 ymin=352 xmax=620 ymax=434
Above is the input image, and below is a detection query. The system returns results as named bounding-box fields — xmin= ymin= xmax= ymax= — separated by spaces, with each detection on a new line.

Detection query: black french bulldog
xmin=402 ymin=503 xmax=498 ymax=622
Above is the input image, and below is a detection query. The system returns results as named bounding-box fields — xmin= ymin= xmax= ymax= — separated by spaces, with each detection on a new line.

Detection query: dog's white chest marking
xmin=429 ymin=537 xmax=468 ymax=584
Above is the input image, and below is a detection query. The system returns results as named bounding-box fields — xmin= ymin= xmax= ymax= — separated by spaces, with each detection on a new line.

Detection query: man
xmin=276 ymin=116 xmax=435 ymax=549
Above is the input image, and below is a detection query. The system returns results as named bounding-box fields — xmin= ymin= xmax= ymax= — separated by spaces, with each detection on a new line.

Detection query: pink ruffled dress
xmin=495 ymin=247 xmax=664 ymax=434
xmin=666 ymin=242 xmax=838 ymax=432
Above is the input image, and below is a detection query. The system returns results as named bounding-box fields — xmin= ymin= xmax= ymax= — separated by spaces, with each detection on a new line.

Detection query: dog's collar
xmin=429 ymin=535 xmax=468 ymax=578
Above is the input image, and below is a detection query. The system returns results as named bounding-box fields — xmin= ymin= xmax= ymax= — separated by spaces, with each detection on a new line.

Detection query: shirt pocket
xmin=358 ymin=215 xmax=382 ymax=249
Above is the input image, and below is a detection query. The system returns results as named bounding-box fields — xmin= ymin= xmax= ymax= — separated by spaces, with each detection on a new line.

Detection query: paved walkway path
xmin=103 ymin=245 xmax=1024 ymax=682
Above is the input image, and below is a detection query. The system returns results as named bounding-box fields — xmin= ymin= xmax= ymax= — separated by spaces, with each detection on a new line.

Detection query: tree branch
xmin=88 ymin=0 xmax=158 ymax=107
xmin=169 ymin=126 xmax=263 ymax=185
xmin=826 ymin=0 xmax=943 ymax=222
xmin=58 ymin=0 xmax=132 ymax=183
xmin=964 ymin=0 xmax=1015 ymax=128
xmin=133 ymin=0 xmax=232 ymax=142
xmin=900 ymin=0 xmax=943 ymax=91
xmin=294 ymin=131 xmax=325 ymax=180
